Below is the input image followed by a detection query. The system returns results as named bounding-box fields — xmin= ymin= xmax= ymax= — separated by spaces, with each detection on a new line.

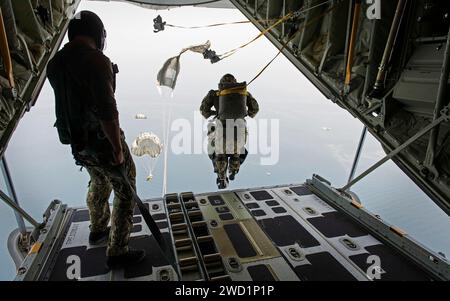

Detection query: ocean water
xmin=0 ymin=1 xmax=449 ymax=280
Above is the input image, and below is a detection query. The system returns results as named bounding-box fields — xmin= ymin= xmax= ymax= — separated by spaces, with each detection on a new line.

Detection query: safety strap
xmin=113 ymin=165 xmax=180 ymax=279
xmin=57 ymin=54 xmax=75 ymax=146
xmin=216 ymin=85 xmax=248 ymax=96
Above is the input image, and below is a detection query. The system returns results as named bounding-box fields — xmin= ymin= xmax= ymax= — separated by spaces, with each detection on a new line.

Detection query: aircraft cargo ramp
xmin=9 ymin=175 xmax=449 ymax=281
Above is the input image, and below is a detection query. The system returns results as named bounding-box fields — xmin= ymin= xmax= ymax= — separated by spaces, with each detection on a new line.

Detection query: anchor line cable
xmin=165 ymin=18 xmax=282 ymax=29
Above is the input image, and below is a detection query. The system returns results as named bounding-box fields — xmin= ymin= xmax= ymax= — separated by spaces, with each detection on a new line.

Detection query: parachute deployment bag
xmin=218 ymin=82 xmax=248 ymax=120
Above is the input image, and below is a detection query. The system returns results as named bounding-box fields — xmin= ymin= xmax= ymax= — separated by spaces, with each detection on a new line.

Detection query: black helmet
xmin=219 ymin=74 xmax=236 ymax=89
xmin=220 ymin=74 xmax=236 ymax=84
xmin=68 ymin=11 xmax=106 ymax=51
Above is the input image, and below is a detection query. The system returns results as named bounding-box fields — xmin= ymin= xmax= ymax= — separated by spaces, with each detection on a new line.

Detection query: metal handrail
xmin=342 ymin=106 xmax=450 ymax=191
xmin=1 ymin=157 xmax=27 ymax=235
xmin=0 ymin=188 xmax=39 ymax=228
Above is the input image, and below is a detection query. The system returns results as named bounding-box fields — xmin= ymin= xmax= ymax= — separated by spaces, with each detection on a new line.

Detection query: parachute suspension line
xmin=142 ymin=163 xmax=150 ymax=179
xmin=247 ymin=2 xmax=341 ymax=87
xmin=161 ymin=101 xmax=173 ymax=197
xmin=161 ymin=101 xmax=168 ymax=196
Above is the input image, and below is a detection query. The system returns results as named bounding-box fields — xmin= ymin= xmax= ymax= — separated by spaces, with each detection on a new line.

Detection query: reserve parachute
xmin=218 ymin=81 xmax=248 ymax=120
xmin=131 ymin=132 xmax=163 ymax=181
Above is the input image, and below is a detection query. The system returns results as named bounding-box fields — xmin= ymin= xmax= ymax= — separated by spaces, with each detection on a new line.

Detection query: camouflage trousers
xmin=85 ymin=139 xmax=136 ymax=257
xmin=214 ymin=152 xmax=248 ymax=180
xmin=208 ymin=120 xmax=248 ymax=180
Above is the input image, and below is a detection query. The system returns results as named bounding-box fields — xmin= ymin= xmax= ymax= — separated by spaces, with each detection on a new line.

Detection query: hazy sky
xmin=0 ymin=0 xmax=449 ymax=280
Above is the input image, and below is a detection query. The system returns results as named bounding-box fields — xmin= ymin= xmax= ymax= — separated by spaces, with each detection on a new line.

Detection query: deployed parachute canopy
xmin=157 ymin=55 xmax=181 ymax=92
xmin=131 ymin=132 xmax=163 ymax=181
xmin=135 ymin=113 xmax=148 ymax=119
xmin=156 ymin=40 xmax=218 ymax=92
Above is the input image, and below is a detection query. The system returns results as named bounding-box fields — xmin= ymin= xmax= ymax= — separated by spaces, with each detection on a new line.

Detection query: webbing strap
xmin=217 ymin=86 xmax=248 ymax=96
xmin=113 ymin=165 xmax=180 ymax=279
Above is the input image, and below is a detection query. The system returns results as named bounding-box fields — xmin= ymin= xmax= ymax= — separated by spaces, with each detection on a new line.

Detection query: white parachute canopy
xmin=131 ymin=132 xmax=163 ymax=181
xmin=135 ymin=113 xmax=147 ymax=120
xmin=156 ymin=40 xmax=213 ymax=92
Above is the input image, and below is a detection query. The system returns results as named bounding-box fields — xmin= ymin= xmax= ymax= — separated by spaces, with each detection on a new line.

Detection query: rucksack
xmin=47 ymin=49 xmax=90 ymax=152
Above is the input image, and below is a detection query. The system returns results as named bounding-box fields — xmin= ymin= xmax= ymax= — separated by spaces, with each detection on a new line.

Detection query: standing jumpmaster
xmin=200 ymin=74 xmax=259 ymax=189
xmin=46 ymin=11 xmax=146 ymax=268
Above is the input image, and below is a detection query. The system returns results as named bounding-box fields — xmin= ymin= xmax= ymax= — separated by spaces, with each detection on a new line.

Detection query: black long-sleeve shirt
xmin=47 ymin=40 xmax=119 ymax=123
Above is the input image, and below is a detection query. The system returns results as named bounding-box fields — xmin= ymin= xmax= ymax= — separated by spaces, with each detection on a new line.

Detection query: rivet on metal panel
xmin=340 ymin=238 xmax=360 ymax=251
xmin=303 ymin=207 xmax=317 ymax=216
xmin=159 ymin=269 xmax=171 ymax=281
xmin=226 ymin=257 xmax=242 ymax=273
xmin=429 ymin=255 xmax=439 ymax=264
xmin=287 ymin=247 xmax=305 ymax=261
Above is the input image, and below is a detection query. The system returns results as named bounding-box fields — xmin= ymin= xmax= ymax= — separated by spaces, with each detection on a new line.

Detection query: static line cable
xmin=154 ymin=0 xmax=334 ymax=33
xmin=164 ymin=17 xmax=291 ymax=30
xmin=154 ymin=15 xmax=289 ymax=33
